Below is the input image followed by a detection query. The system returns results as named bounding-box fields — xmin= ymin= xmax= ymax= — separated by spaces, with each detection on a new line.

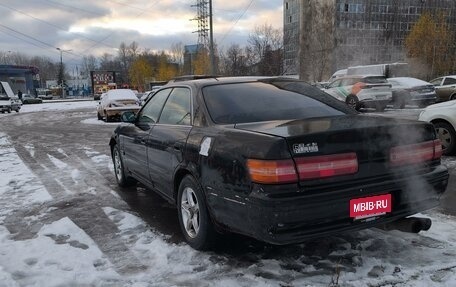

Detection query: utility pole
xmin=192 ymin=0 xmax=216 ymax=75
xmin=56 ymin=48 xmax=72 ymax=98
xmin=209 ymin=0 xmax=215 ymax=75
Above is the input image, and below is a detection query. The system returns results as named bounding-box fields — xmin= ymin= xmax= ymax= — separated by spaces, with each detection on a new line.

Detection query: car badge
xmin=293 ymin=143 xmax=319 ymax=154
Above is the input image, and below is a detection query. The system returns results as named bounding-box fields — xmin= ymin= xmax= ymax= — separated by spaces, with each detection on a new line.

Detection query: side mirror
xmin=121 ymin=111 xmax=136 ymax=123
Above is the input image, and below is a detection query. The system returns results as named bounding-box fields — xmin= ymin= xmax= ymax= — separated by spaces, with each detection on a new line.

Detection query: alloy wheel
xmin=114 ymin=148 xmax=123 ymax=182
xmin=436 ymin=127 xmax=452 ymax=151
xmin=180 ymin=187 xmax=200 ymax=238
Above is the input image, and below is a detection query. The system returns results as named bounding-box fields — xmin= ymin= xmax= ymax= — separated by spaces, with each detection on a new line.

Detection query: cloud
xmin=0 ymin=0 xmax=282 ymax=64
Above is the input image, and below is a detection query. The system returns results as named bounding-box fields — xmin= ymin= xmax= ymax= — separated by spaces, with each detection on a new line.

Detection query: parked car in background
xmin=97 ymin=89 xmax=140 ymax=122
xmin=328 ymin=69 xmax=347 ymax=82
xmin=323 ymin=75 xmax=392 ymax=111
xmin=419 ymin=101 xmax=456 ymax=155
xmin=387 ymin=77 xmax=436 ymax=108
xmin=10 ymin=96 xmax=22 ymax=112
xmin=21 ymin=94 xmax=43 ymax=104
xmin=36 ymin=88 xmax=53 ymax=100
xmin=429 ymin=75 xmax=456 ymax=102
xmin=0 ymin=81 xmax=21 ymax=113
xmin=140 ymin=86 xmax=163 ymax=105
xmin=110 ymin=77 xmax=448 ymax=250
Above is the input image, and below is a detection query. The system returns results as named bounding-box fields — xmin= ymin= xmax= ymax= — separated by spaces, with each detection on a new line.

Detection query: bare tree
xmin=81 ymin=55 xmax=98 ymax=77
xmin=170 ymin=42 xmax=185 ymax=74
xmin=248 ymin=23 xmax=283 ymax=75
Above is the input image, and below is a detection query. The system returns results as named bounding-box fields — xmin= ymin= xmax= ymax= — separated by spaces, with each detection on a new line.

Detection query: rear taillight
xmin=390 ymin=140 xmax=442 ymax=166
xmin=247 ymin=159 xmax=298 ymax=184
xmin=248 ymin=153 xmax=359 ymax=184
xmin=295 ymin=153 xmax=358 ymax=180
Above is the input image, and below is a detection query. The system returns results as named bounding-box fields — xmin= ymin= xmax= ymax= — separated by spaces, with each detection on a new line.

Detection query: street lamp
xmin=56 ymin=47 xmax=72 ymax=98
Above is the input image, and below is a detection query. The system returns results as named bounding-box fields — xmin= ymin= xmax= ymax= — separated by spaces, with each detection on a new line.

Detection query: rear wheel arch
xmin=450 ymin=93 xmax=456 ymax=101
xmin=173 ymin=169 xmax=194 ymax=204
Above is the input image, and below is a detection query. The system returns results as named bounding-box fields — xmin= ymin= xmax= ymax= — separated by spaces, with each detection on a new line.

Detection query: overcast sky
xmin=0 ymin=0 xmax=283 ymax=66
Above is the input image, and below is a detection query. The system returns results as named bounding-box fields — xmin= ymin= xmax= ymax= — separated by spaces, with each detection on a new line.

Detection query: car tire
xmin=450 ymin=94 xmax=456 ymax=101
xmin=112 ymin=144 xmax=136 ymax=187
xmin=346 ymin=95 xmax=359 ymax=110
xmin=375 ymin=103 xmax=386 ymax=112
xmin=177 ymin=175 xmax=217 ymax=250
xmin=97 ymin=112 xmax=103 ymax=120
xmin=7 ymin=107 xmax=11 ymax=113
xmin=393 ymin=92 xmax=406 ymax=109
xmin=434 ymin=122 xmax=456 ymax=155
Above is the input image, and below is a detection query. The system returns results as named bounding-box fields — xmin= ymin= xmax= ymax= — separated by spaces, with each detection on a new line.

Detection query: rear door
xmin=439 ymin=77 xmax=456 ymax=101
xmin=148 ymin=87 xmax=193 ymax=198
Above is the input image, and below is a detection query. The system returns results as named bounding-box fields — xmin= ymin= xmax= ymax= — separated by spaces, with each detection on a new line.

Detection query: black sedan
xmin=110 ymin=77 xmax=449 ymax=250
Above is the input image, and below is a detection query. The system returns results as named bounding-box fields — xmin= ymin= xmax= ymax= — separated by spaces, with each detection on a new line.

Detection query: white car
xmin=0 ymin=81 xmax=21 ymax=113
xmin=96 ymin=89 xmax=140 ymax=122
xmin=323 ymin=75 xmax=392 ymax=111
xmin=419 ymin=100 xmax=456 ymax=155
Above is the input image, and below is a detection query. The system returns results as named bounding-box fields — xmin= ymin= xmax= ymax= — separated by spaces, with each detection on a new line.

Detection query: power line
xmin=219 ymin=0 xmax=255 ymax=45
xmin=0 ymin=23 xmax=57 ymax=49
xmin=42 ymin=0 xmax=104 ymax=16
xmin=0 ymin=2 xmax=116 ymax=49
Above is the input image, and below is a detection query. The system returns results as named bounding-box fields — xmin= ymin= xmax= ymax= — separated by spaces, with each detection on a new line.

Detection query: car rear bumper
xmin=207 ymin=164 xmax=449 ymax=245
xmin=105 ymin=107 xmax=140 ymax=117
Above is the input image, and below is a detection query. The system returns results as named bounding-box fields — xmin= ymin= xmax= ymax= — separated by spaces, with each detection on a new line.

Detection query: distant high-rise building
xmin=284 ymin=0 xmax=456 ymax=82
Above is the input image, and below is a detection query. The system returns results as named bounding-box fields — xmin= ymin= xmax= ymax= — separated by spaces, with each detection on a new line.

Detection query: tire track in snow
xmin=7 ymin=141 xmax=148 ymax=274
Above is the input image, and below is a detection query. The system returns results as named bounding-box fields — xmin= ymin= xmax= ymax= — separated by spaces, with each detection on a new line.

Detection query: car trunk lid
xmin=235 ymin=115 xmax=437 ymax=185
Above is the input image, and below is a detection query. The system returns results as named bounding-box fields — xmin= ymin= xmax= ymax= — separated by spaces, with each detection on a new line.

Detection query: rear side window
xmin=203 ymin=81 xmax=347 ymax=124
xmin=443 ymin=77 xmax=456 ymax=85
xmin=158 ymin=88 xmax=192 ymax=125
xmin=362 ymin=77 xmax=388 ymax=84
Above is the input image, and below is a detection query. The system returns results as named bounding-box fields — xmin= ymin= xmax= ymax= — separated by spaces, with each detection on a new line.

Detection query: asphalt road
xmin=0 ymin=106 xmax=455 ymax=281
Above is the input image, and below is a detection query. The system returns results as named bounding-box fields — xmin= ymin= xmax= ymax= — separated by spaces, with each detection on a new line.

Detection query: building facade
xmin=0 ymin=65 xmax=39 ymax=95
xmin=284 ymin=0 xmax=456 ymax=82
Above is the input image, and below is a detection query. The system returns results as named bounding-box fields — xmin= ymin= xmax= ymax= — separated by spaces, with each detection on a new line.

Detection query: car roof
xmin=388 ymin=77 xmax=430 ymax=86
xmin=337 ymin=74 xmax=385 ymax=79
xmin=106 ymin=89 xmax=137 ymax=100
xmin=164 ymin=76 xmax=284 ymax=88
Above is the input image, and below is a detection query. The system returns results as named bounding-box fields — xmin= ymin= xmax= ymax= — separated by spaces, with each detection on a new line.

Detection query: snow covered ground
xmin=0 ymin=102 xmax=456 ymax=286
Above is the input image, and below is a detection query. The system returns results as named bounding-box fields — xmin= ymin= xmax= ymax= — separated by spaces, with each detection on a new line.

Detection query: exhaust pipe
xmin=379 ymin=217 xmax=432 ymax=233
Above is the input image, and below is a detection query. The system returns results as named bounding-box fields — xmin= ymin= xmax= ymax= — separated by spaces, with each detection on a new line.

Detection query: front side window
xmin=158 ymin=88 xmax=192 ymax=125
xmin=138 ymin=88 xmax=172 ymax=123
xmin=328 ymin=80 xmax=341 ymax=88
xmin=430 ymin=78 xmax=443 ymax=86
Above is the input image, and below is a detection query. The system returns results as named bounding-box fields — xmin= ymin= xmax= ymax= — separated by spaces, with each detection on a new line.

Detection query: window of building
xmin=286 ymin=2 xmax=288 ymax=10
xmin=289 ymin=16 xmax=292 ymax=23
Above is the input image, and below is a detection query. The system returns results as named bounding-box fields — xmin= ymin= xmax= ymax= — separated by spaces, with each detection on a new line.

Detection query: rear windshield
xmin=362 ymin=76 xmax=388 ymax=84
xmin=202 ymin=81 xmax=352 ymax=124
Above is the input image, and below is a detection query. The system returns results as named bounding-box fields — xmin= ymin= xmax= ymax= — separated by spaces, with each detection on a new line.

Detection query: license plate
xmin=350 ymin=194 xmax=392 ymax=219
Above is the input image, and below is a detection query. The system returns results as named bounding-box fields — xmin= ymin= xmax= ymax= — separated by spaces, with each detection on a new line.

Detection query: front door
xmin=121 ymin=88 xmax=172 ymax=185
xmin=148 ymin=87 xmax=193 ymax=198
